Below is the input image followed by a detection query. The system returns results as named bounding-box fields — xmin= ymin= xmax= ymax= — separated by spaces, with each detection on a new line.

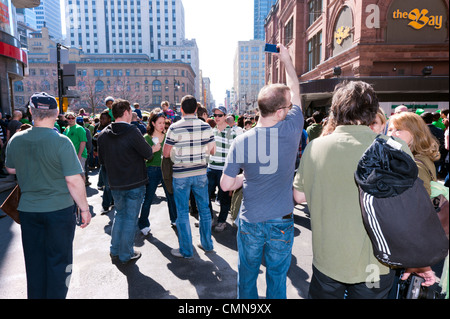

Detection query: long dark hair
xmin=147 ymin=112 xmax=166 ymax=135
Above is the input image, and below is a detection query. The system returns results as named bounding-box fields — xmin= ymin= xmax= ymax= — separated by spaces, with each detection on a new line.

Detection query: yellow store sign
xmin=392 ymin=8 xmax=443 ymax=30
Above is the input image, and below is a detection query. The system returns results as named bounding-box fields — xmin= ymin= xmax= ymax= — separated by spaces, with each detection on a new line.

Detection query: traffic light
xmin=55 ymin=97 xmax=69 ymax=113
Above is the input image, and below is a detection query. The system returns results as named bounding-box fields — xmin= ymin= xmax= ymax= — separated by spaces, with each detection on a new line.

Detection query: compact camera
xmin=397 ymin=274 xmax=439 ymax=299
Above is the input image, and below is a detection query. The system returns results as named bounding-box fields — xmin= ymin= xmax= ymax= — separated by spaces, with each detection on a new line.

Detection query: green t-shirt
xmin=144 ymin=133 xmax=165 ymax=167
xmin=5 ymin=127 xmax=83 ymax=212
xmin=293 ymin=125 xmax=413 ymax=283
xmin=64 ymin=124 xmax=88 ymax=158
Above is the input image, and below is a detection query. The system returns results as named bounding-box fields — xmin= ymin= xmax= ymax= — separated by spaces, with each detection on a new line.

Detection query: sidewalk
xmin=0 ymin=169 xmax=313 ymax=299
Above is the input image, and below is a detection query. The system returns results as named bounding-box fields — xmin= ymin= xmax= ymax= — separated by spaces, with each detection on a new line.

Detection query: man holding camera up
xmin=221 ymin=44 xmax=303 ymax=299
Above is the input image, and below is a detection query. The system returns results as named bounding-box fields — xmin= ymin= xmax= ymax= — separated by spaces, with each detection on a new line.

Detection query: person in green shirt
xmin=105 ymin=96 xmax=115 ymax=121
xmin=293 ymin=81 xmax=428 ymax=299
xmin=138 ymin=111 xmax=177 ymax=235
xmin=64 ymin=112 xmax=88 ymax=181
xmin=5 ymin=92 xmax=90 ymax=299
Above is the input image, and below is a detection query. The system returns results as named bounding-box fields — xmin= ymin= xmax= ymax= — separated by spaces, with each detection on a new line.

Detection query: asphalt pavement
xmin=0 ymin=169 xmax=313 ymax=300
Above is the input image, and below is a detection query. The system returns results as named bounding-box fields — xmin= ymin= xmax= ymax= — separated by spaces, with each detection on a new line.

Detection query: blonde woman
xmin=387 ymin=111 xmax=441 ymax=196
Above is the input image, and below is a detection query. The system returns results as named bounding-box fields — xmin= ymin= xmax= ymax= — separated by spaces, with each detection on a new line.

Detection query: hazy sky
xmin=60 ymin=0 xmax=254 ymax=104
xmin=183 ymin=0 xmax=254 ymax=104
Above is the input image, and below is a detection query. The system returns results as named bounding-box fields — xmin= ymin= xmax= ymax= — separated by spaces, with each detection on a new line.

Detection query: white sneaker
xmin=140 ymin=227 xmax=151 ymax=236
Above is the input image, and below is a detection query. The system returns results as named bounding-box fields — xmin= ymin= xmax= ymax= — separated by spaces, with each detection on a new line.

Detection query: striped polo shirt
xmin=165 ymin=115 xmax=215 ymax=178
xmin=208 ymin=126 xmax=237 ymax=171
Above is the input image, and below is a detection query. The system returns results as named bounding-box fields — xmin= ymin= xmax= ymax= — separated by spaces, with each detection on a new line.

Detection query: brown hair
xmin=112 ymin=99 xmax=131 ymax=119
xmin=330 ymin=81 xmax=379 ymax=126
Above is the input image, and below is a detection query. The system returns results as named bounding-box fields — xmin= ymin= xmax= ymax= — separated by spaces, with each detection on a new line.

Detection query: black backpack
xmin=354 ymin=136 xmax=448 ymax=268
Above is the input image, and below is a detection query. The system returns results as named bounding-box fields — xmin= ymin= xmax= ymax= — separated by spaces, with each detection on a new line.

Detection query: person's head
xmin=257 ymin=83 xmax=291 ymax=119
xmin=180 ymin=95 xmax=198 ymax=115
xmin=112 ymin=99 xmax=132 ymax=121
xmin=13 ymin=110 xmax=23 ymax=120
xmin=161 ymin=101 xmax=170 ymax=111
xmin=388 ymin=112 xmax=440 ymax=161
xmin=212 ymin=106 xmax=227 ymax=124
xmin=28 ymin=92 xmax=59 ymax=122
xmin=244 ymin=120 xmax=252 ymax=129
xmin=226 ymin=115 xmax=235 ymax=127
xmin=99 ymin=110 xmax=112 ymax=126
xmin=329 ymin=81 xmax=379 ymax=127
xmin=65 ymin=112 xmax=77 ymax=126
xmin=394 ymin=105 xmax=408 ymax=114
xmin=133 ymin=103 xmax=140 ymax=109
xmin=312 ymin=111 xmax=325 ymax=124
xmin=164 ymin=118 xmax=171 ymax=131
xmin=147 ymin=112 xmax=166 ymax=135
xmin=105 ymin=96 xmax=114 ymax=109
xmin=369 ymin=107 xmax=387 ymax=134
xmin=131 ymin=112 xmax=138 ymax=121
xmin=420 ymin=112 xmax=434 ymax=124
xmin=196 ymin=103 xmax=208 ymax=120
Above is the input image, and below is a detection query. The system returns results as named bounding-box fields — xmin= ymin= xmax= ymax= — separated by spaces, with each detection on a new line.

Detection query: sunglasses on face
xmin=214 ymin=114 xmax=225 ymax=117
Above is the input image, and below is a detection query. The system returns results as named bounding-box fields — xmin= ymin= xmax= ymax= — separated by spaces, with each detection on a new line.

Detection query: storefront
xmin=295 ymin=0 xmax=449 ymax=116
xmin=0 ymin=0 xmax=38 ymax=116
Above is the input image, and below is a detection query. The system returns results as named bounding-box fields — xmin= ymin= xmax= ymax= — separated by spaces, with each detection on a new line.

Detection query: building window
xmin=307 ymin=31 xmax=322 ymax=71
xmin=152 ymin=80 xmax=162 ymax=92
xmin=308 ymin=0 xmax=322 ymax=26
xmin=95 ymin=80 xmax=104 ymax=92
xmin=284 ymin=18 xmax=294 ymax=45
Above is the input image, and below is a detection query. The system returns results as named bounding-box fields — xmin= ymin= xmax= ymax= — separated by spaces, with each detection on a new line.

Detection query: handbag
xmin=0 ymin=185 xmax=21 ymax=224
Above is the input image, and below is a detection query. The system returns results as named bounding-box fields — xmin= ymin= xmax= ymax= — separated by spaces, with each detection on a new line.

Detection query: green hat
xmin=415 ymin=108 xmax=425 ymax=115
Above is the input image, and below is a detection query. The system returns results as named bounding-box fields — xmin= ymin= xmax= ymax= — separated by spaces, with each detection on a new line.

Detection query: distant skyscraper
xmin=33 ymin=0 xmax=63 ymax=40
xmin=64 ymin=0 xmax=185 ymax=59
xmin=254 ymin=0 xmax=277 ymax=41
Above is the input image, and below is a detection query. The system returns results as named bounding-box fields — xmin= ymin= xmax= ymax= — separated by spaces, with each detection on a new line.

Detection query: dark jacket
xmin=98 ymin=122 xmax=152 ymax=190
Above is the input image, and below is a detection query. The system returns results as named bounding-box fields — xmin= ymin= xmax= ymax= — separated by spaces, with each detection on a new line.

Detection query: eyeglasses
xmin=66 ymin=117 xmax=75 ymax=120
xmin=278 ymin=103 xmax=293 ymax=111
xmin=213 ymin=114 xmax=225 ymax=117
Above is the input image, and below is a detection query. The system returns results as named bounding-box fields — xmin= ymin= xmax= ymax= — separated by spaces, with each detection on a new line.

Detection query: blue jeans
xmin=139 ymin=166 xmax=177 ymax=228
xmin=110 ymin=186 xmax=145 ymax=262
xmin=237 ymin=215 xmax=294 ymax=299
xmin=207 ymin=168 xmax=231 ymax=223
xmin=173 ymin=174 xmax=213 ymax=257
xmin=19 ymin=205 xmax=76 ymax=299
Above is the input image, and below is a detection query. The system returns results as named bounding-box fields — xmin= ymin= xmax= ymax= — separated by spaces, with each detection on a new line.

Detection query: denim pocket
xmin=269 ymin=222 xmax=294 ymax=253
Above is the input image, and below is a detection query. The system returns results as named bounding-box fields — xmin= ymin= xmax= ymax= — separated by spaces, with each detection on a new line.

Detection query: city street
xmin=0 ymin=169 xmax=313 ymax=300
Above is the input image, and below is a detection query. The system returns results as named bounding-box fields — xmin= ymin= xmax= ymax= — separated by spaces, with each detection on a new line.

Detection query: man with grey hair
xmin=5 ymin=92 xmax=91 ymax=299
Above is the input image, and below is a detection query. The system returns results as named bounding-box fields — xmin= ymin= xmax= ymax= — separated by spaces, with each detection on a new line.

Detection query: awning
xmin=300 ymin=76 xmax=449 ymax=105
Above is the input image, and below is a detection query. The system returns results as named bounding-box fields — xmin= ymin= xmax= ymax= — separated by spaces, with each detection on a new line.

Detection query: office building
xmin=33 ymin=0 xmax=63 ymax=40
xmin=254 ymin=0 xmax=277 ymax=41
xmin=64 ymin=0 xmax=185 ymax=59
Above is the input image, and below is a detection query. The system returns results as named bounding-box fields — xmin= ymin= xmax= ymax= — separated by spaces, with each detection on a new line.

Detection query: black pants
xmin=20 ymin=205 xmax=76 ymax=299
xmin=308 ymin=265 xmax=395 ymax=299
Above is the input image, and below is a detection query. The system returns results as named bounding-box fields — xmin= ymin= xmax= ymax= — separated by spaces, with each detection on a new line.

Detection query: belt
xmin=282 ymin=213 xmax=293 ymax=219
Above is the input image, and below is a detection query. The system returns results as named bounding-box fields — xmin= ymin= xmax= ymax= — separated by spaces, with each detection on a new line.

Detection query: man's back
xmin=224 ymin=105 xmax=303 ymax=223
xmin=6 ymin=127 xmax=83 ymax=212
xmin=98 ymin=123 xmax=152 ymax=190
xmin=165 ymin=115 xmax=214 ymax=178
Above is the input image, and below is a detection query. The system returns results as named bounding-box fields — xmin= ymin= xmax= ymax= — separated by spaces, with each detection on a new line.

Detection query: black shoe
xmin=121 ymin=251 xmax=142 ymax=264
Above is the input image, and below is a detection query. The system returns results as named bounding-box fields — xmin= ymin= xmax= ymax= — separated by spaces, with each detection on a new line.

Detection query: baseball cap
xmin=105 ymin=96 xmax=115 ymax=104
xmin=212 ymin=106 xmax=227 ymax=114
xmin=29 ymin=92 xmax=58 ymax=110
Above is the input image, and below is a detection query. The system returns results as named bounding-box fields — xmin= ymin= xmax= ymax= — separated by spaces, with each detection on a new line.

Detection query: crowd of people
xmin=1 ymin=44 xmax=448 ymax=300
